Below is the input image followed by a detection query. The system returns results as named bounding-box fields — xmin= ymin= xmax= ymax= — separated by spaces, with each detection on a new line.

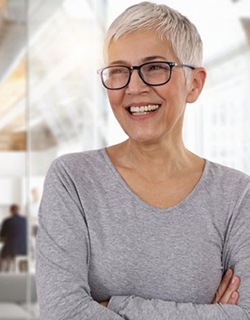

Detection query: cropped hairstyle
xmin=104 ymin=1 xmax=203 ymax=67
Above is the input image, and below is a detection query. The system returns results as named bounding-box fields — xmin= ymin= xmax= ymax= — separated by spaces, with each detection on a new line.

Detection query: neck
xmin=107 ymin=138 xmax=203 ymax=182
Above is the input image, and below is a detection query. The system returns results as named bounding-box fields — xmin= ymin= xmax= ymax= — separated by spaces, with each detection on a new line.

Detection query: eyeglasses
xmin=97 ymin=61 xmax=195 ymax=90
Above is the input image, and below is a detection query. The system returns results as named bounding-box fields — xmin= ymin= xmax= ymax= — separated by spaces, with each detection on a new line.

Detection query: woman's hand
xmin=212 ymin=268 xmax=240 ymax=304
xmin=99 ymin=300 xmax=109 ymax=307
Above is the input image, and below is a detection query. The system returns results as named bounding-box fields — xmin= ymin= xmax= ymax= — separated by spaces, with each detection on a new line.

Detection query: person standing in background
xmin=0 ymin=204 xmax=27 ymax=272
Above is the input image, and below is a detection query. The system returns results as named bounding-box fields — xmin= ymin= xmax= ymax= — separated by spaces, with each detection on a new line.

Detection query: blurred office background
xmin=0 ymin=0 xmax=249 ymax=318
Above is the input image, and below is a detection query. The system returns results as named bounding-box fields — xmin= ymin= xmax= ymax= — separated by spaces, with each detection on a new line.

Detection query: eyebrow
xmin=109 ymin=55 xmax=167 ymax=66
xmin=143 ymin=55 xmax=167 ymax=62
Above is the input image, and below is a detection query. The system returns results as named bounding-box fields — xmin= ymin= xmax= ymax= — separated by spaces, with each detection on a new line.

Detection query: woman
xmin=36 ymin=2 xmax=250 ymax=319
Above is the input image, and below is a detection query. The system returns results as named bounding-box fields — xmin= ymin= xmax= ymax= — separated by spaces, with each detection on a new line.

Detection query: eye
xmin=108 ymin=67 xmax=129 ymax=76
xmin=143 ymin=62 xmax=170 ymax=73
xmin=150 ymin=64 xmax=163 ymax=70
xmin=149 ymin=63 xmax=169 ymax=70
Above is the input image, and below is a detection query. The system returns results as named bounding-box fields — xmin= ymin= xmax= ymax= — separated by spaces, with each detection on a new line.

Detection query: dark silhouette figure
xmin=0 ymin=204 xmax=27 ymax=271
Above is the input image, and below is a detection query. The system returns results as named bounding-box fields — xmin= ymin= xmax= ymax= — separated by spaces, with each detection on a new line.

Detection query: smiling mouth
xmin=128 ymin=104 xmax=160 ymax=116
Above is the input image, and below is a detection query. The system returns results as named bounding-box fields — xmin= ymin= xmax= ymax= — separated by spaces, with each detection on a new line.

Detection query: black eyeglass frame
xmin=97 ymin=61 xmax=195 ymax=90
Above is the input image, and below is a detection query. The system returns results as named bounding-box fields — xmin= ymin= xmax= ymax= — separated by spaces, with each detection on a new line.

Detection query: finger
xmin=227 ymin=291 xmax=239 ymax=305
xmin=231 ymin=276 xmax=241 ymax=291
xmin=212 ymin=269 xmax=233 ymax=303
xmin=220 ymin=276 xmax=241 ymax=304
xmin=99 ymin=301 xmax=109 ymax=307
xmin=218 ymin=268 xmax=234 ymax=294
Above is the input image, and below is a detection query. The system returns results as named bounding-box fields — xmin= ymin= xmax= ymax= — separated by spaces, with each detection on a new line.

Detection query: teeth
xmin=130 ymin=104 xmax=160 ymax=115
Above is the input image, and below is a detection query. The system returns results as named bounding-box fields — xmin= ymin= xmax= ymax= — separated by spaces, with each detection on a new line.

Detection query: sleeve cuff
xmin=108 ymin=296 xmax=130 ymax=314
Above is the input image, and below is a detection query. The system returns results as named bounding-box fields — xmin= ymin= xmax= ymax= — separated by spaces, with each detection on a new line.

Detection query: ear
xmin=186 ymin=67 xmax=206 ymax=103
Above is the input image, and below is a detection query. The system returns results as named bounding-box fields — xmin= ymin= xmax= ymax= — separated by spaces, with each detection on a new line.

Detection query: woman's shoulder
xmin=56 ymin=148 xmax=105 ymax=163
xmin=205 ymin=159 xmax=250 ymax=190
xmin=48 ymin=148 xmax=108 ymax=176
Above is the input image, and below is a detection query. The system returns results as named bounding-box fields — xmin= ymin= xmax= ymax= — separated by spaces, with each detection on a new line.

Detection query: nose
xmin=125 ymin=69 xmax=149 ymax=95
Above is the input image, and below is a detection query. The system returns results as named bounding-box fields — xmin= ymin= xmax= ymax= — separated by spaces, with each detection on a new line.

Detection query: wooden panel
xmin=2 ymin=112 xmax=25 ymax=132
xmin=241 ymin=18 xmax=250 ymax=46
xmin=0 ymin=0 xmax=7 ymax=11
xmin=0 ymin=59 xmax=26 ymax=119
xmin=0 ymin=57 xmax=26 ymax=150
xmin=0 ymin=131 xmax=26 ymax=151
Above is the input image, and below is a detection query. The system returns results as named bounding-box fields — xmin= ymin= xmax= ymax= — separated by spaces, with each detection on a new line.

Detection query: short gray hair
xmin=104 ymin=1 xmax=203 ymax=67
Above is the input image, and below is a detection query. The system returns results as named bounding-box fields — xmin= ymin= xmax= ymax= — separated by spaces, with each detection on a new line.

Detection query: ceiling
xmin=0 ymin=0 xmax=106 ymax=151
xmin=0 ymin=0 xmax=249 ymax=151
xmin=0 ymin=0 xmax=58 ymax=151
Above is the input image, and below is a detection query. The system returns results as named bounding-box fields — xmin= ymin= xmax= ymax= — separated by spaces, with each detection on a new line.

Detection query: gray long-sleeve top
xmin=36 ymin=149 xmax=250 ymax=320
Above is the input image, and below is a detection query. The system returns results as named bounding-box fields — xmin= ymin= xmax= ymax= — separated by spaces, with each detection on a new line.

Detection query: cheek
xmin=107 ymin=91 xmax=124 ymax=108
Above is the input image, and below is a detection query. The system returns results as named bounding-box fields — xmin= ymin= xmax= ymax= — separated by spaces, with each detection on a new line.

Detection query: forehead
xmin=107 ymin=30 xmax=176 ymax=65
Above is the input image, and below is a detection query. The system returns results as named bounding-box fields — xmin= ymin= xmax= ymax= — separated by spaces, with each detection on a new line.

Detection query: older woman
xmin=36 ymin=2 xmax=250 ymax=319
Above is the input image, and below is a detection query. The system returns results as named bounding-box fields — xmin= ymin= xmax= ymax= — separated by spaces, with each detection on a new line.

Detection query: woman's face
xmin=106 ymin=30 xmax=201 ymax=146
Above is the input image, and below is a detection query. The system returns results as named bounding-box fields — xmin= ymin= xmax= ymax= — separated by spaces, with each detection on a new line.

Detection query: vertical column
xmin=83 ymin=0 xmax=109 ymax=150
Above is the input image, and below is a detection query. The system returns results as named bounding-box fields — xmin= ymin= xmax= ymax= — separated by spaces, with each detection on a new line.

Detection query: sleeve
xmin=0 ymin=220 xmax=7 ymax=240
xmin=35 ymin=159 xmax=123 ymax=320
xmin=107 ymin=184 xmax=250 ymax=320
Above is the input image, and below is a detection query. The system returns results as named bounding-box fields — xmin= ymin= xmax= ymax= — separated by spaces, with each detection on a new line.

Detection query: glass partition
xmin=27 ymin=0 xmax=108 ymax=275
xmin=0 ymin=1 xmax=33 ymax=318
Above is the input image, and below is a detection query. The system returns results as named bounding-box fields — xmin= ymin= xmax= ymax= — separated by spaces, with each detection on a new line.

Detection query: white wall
xmin=0 ymin=148 xmax=57 ymax=222
xmin=0 ymin=152 xmax=26 ymax=177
